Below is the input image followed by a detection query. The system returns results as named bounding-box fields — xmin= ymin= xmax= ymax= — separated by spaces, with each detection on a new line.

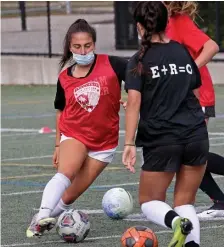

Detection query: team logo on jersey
xmin=74 ymin=81 xmax=100 ymax=112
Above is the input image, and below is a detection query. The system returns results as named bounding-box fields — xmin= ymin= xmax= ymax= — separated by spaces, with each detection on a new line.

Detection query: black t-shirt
xmin=125 ymin=40 xmax=208 ymax=147
xmin=54 ymin=55 xmax=128 ymax=110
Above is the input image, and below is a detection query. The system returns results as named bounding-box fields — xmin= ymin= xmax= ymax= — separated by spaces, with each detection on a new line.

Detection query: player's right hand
xmin=122 ymin=145 xmax=136 ymax=173
xmin=52 ymin=147 xmax=59 ymax=169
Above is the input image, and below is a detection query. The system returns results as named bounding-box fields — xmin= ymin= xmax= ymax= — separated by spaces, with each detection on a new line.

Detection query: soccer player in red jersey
xmin=26 ymin=19 xmax=128 ymax=238
xmin=165 ymin=1 xmax=224 ymax=219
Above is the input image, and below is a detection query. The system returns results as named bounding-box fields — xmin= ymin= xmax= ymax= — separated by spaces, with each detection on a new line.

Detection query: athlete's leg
xmin=174 ymin=140 xmax=208 ymax=247
xmin=174 ymin=165 xmax=206 ymax=247
xmin=198 ymin=152 xmax=224 ymax=218
xmin=140 ymin=145 xmax=193 ymax=247
xmin=50 ymin=148 xmax=115 ymax=217
xmin=26 ymin=138 xmax=87 ymax=238
xmin=198 ymin=111 xmax=224 ymax=217
xmin=51 ymin=157 xmax=107 ymax=217
xmin=206 ymin=152 xmax=224 ymax=176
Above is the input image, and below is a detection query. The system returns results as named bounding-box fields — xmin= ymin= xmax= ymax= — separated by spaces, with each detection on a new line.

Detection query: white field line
xmin=1 ymin=128 xmax=224 ymax=136
xmin=1 ymin=190 xmax=44 ymax=196
xmin=33 ymin=208 xmax=104 ymax=214
xmin=31 ymin=207 xmax=224 ymax=222
xmin=1 ymin=182 xmax=139 ymax=196
xmin=1 ymin=225 xmax=224 ymax=247
xmin=209 ymin=137 xmax=224 ymax=140
xmin=1 ymin=155 xmax=52 ymax=161
xmin=123 ymin=212 xmax=224 ymax=222
xmin=1 ymin=133 xmax=40 ymax=137
xmin=124 ymin=217 xmax=224 ymax=222
xmin=0 ymin=128 xmax=53 ymax=133
xmin=32 ymin=205 xmax=221 ymax=215
xmin=210 ymin=142 xmax=224 ymax=146
xmin=2 ymin=139 xmax=224 ymax=162
xmin=1 ymin=149 xmax=143 ymax=161
xmin=2 ymin=175 xmax=222 ymax=196
xmin=208 ymin=132 xmax=224 ymax=136
xmin=2 ymin=133 xmax=224 ymax=140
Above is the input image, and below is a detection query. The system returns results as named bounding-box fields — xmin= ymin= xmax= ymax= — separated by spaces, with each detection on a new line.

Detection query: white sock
xmin=174 ymin=204 xmax=200 ymax=245
xmin=37 ymin=173 xmax=71 ymax=221
xmin=50 ymin=199 xmax=73 ymax=217
xmin=141 ymin=200 xmax=180 ymax=228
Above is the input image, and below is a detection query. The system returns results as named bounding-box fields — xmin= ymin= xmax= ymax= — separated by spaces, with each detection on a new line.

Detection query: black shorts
xmin=202 ymin=106 xmax=215 ymax=118
xmin=142 ymin=139 xmax=209 ymax=172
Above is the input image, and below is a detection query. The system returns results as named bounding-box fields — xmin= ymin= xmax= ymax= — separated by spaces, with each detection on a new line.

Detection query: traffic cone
xmin=38 ymin=126 xmax=53 ymax=134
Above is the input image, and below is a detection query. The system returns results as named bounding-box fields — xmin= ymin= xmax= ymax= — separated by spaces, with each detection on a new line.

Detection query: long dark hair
xmin=133 ymin=1 xmax=168 ymax=74
xmin=59 ymin=19 xmax=96 ymax=70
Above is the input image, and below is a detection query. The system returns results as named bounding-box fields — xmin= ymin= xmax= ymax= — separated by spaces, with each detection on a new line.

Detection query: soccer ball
xmin=56 ymin=209 xmax=90 ymax=243
xmin=121 ymin=226 xmax=158 ymax=247
xmin=102 ymin=187 xmax=133 ymax=219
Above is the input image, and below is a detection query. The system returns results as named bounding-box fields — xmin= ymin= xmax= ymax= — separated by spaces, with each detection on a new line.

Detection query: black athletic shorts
xmin=202 ymin=106 xmax=215 ymax=118
xmin=142 ymin=139 xmax=209 ymax=172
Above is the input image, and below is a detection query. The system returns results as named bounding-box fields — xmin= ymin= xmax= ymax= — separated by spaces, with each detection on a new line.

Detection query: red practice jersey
xmin=166 ymin=14 xmax=215 ymax=107
xmin=57 ymin=54 xmax=126 ymax=151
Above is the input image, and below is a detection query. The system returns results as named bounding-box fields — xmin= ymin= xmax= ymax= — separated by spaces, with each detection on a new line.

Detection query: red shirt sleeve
xmin=174 ymin=15 xmax=210 ymax=54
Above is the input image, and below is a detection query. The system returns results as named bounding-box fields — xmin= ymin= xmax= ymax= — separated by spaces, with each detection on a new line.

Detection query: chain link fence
xmin=1 ymin=1 xmax=224 ymax=58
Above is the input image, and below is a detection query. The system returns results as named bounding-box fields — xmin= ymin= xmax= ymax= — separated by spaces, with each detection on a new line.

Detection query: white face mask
xmin=72 ymin=51 xmax=95 ymax=66
xmin=137 ymin=27 xmax=142 ymax=40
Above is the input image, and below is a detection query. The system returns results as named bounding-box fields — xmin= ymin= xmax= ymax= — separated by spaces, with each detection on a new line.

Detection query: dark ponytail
xmin=59 ymin=19 xmax=96 ymax=70
xmin=133 ymin=1 xmax=168 ymax=74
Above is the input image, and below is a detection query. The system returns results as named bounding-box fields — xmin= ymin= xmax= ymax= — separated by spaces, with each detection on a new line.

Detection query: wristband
xmin=124 ymin=144 xmax=135 ymax=146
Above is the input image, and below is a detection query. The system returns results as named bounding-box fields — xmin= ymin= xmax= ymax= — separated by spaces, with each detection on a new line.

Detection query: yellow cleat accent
xmin=168 ymin=218 xmax=193 ymax=247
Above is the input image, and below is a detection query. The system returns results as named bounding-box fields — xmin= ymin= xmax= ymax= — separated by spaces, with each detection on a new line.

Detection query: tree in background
xmin=197 ymin=2 xmax=224 ymax=50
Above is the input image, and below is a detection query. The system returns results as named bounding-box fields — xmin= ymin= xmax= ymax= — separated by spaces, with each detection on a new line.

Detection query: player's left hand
xmin=122 ymin=145 xmax=136 ymax=173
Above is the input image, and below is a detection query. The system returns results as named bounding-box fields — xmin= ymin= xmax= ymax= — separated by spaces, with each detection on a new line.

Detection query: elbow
xmin=56 ymin=109 xmax=62 ymax=116
xmin=215 ymin=43 xmax=220 ymax=54
xmin=127 ymin=99 xmax=141 ymax=112
xmin=212 ymin=41 xmax=220 ymax=54
xmin=209 ymin=39 xmax=219 ymax=54
xmin=203 ymin=39 xmax=219 ymax=57
xmin=127 ymin=97 xmax=141 ymax=108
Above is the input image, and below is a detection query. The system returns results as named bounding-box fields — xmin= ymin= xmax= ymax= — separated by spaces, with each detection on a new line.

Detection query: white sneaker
xmin=197 ymin=203 xmax=224 ymax=219
xmin=26 ymin=214 xmax=56 ymax=238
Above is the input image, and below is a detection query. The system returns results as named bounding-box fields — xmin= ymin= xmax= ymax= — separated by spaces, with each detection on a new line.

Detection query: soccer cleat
xmin=168 ymin=218 xmax=193 ymax=247
xmin=26 ymin=214 xmax=56 ymax=238
xmin=197 ymin=202 xmax=224 ymax=219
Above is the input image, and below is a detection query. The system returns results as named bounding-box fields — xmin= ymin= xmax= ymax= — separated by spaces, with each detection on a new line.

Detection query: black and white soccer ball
xmin=56 ymin=209 xmax=90 ymax=243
